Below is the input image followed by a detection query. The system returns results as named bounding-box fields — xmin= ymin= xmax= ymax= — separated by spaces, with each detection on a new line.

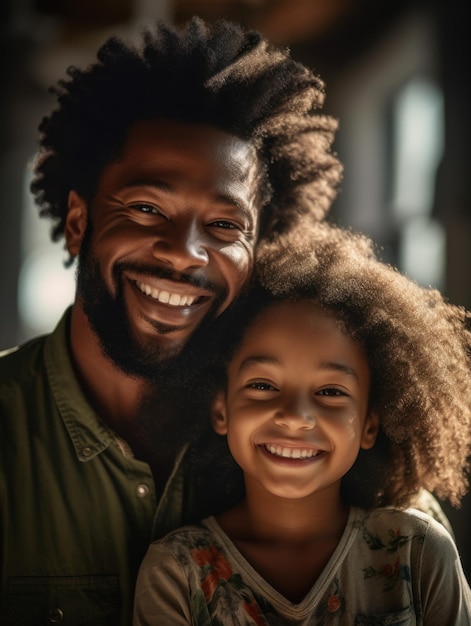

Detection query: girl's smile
xmin=212 ymin=299 xmax=379 ymax=501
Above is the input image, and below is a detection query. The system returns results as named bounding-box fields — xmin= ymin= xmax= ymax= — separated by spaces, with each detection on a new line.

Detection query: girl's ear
xmin=360 ymin=412 xmax=380 ymax=450
xmin=211 ymin=391 xmax=228 ymax=435
xmin=65 ymin=190 xmax=88 ymax=257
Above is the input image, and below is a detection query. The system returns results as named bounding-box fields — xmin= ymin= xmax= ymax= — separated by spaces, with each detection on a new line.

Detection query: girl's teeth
xmin=265 ymin=444 xmax=318 ymax=459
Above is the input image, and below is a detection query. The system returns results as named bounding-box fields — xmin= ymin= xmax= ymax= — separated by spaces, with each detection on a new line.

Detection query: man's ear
xmin=211 ymin=391 xmax=228 ymax=435
xmin=360 ymin=412 xmax=380 ymax=450
xmin=64 ymin=191 xmax=88 ymax=257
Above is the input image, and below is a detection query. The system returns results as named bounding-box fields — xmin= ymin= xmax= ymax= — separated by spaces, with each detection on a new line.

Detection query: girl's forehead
xmin=235 ymin=298 xmax=346 ymax=351
xmin=237 ymin=298 xmax=363 ymax=359
xmin=229 ymin=297 xmax=370 ymax=387
xmin=247 ymin=298 xmax=335 ymax=331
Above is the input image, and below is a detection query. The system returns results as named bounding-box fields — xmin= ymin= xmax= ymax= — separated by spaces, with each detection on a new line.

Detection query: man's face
xmin=66 ymin=119 xmax=262 ymax=378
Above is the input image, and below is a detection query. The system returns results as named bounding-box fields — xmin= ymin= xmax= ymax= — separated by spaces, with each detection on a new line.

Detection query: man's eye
xmin=209 ymin=220 xmax=238 ymax=229
xmin=132 ymin=203 xmax=162 ymax=215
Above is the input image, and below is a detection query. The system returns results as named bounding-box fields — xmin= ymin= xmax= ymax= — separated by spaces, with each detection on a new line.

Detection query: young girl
xmin=133 ymin=224 xmax=471 ymax=625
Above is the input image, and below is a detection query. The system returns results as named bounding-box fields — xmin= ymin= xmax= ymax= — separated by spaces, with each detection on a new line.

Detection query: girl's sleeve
xmin=419 ymin=516 xmax=471 ymax=625
xmin=133 ymin=541 xmax=193 ymax=626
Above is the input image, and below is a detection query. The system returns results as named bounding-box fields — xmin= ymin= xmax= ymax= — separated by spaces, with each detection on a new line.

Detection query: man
xmin=0 ymin=17 xmax=342 ymax=625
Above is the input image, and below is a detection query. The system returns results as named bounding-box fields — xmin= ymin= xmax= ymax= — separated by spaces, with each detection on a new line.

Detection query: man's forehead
xmin=123 ymin=118 xmax=254 ymax=153
xmin=111 ymin=118 xmax=262 ymax=202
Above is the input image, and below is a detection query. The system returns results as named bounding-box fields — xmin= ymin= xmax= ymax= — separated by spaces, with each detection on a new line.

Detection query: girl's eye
xmin=248 ymin=381 xmax=276 ymax=391
xmin=317 ymin=388 xmax=346 ymax=397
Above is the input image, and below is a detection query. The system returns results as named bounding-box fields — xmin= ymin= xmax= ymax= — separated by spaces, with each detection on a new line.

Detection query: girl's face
xmin=212 ymin=299 xmax=379 ymax=500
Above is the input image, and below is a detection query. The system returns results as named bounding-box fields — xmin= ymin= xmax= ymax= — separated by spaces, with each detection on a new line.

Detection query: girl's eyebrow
xmin=237 ymin=355 xmax=279 ymax=374
xmin=237 ymin=354 xmax=360 ymax=382
xmin=319 ymin=360 xmax=360 ymax=382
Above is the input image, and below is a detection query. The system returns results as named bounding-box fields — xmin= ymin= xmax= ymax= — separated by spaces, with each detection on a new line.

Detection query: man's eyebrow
xmin=214 ymin=191 xmax=250 ymax=211
xmin=122 ymin=179 xmax=251 ymax=213
xmin=122 ymin=178 xmax=172 ymax=193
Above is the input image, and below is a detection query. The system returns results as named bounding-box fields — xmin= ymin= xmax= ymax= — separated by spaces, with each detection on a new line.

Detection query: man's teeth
xmin=265 ymin=444 xmax=319 ymax=459
xmin=136 ymin=281 xmax=197 ymax=306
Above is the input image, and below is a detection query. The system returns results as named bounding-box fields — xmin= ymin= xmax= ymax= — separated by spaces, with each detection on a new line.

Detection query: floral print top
xmin=133 ymin=507 xmax=471 ymax=625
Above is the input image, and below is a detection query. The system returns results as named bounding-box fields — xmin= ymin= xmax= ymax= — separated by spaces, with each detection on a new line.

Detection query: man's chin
xmin=102 ymin=337 xmax=183 ymax=382
xmin=104 ymin=322 xmax=211 ymax=384
xmin=132 ymin=335 xmax=188 ymax=368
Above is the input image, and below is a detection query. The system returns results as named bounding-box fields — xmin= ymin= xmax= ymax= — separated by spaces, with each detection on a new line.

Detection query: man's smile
xmin=134 ymin=279 xmax=206 ymax=307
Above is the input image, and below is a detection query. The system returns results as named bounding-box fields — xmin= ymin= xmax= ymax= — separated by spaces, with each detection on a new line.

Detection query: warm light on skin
xmin=65 ymin=119 xmax=262 ymax=361
xmin=212 ymin=300 xmax=379 ymax=502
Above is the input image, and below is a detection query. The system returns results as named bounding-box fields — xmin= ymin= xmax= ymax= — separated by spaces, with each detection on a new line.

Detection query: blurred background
xmin=1 ymin=0 xmax=470 ymax=574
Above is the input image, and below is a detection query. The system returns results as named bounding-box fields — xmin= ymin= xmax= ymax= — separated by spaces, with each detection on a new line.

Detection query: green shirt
xmin=0 ymin=309 xmax=191 ymax=626
xmin=0 ymin=310 xmax=454 ymax=625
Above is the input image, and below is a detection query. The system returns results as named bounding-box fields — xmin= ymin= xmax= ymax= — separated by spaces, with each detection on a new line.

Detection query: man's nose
xmin=151 ymin=219 xmax=209 ymax=271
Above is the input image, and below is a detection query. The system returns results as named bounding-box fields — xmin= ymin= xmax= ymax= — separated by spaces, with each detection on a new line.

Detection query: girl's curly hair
xmin=205 ymin=223 xmax=471 ymax=511
xmin=31 ymin=17 xmax=342 ymax=254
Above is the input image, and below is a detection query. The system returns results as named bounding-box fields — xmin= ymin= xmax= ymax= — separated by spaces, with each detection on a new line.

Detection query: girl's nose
xmin=273 ymin=397 xmax=316 ymax=430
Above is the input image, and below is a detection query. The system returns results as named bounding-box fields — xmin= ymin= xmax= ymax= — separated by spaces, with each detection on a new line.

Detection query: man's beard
xmin=75 ymin=223 xmax=226 ymax=385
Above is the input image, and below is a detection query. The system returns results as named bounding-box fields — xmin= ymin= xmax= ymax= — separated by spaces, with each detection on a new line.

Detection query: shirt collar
xmin=44 ymin=308 xmax=117 ymax=462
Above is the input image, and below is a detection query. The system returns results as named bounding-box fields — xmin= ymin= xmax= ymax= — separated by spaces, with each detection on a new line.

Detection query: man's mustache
xmin=113 ymin=261 xmax=222 ymax=295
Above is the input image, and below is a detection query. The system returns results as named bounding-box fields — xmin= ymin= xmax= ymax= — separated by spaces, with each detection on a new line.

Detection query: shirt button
xmin=48 ymin=607 xmax=64 ymax=622
xmin=136 ymin=483 xmax=150 ymax=498
xmin=82 ymin=446 xmax=93 ymax=457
